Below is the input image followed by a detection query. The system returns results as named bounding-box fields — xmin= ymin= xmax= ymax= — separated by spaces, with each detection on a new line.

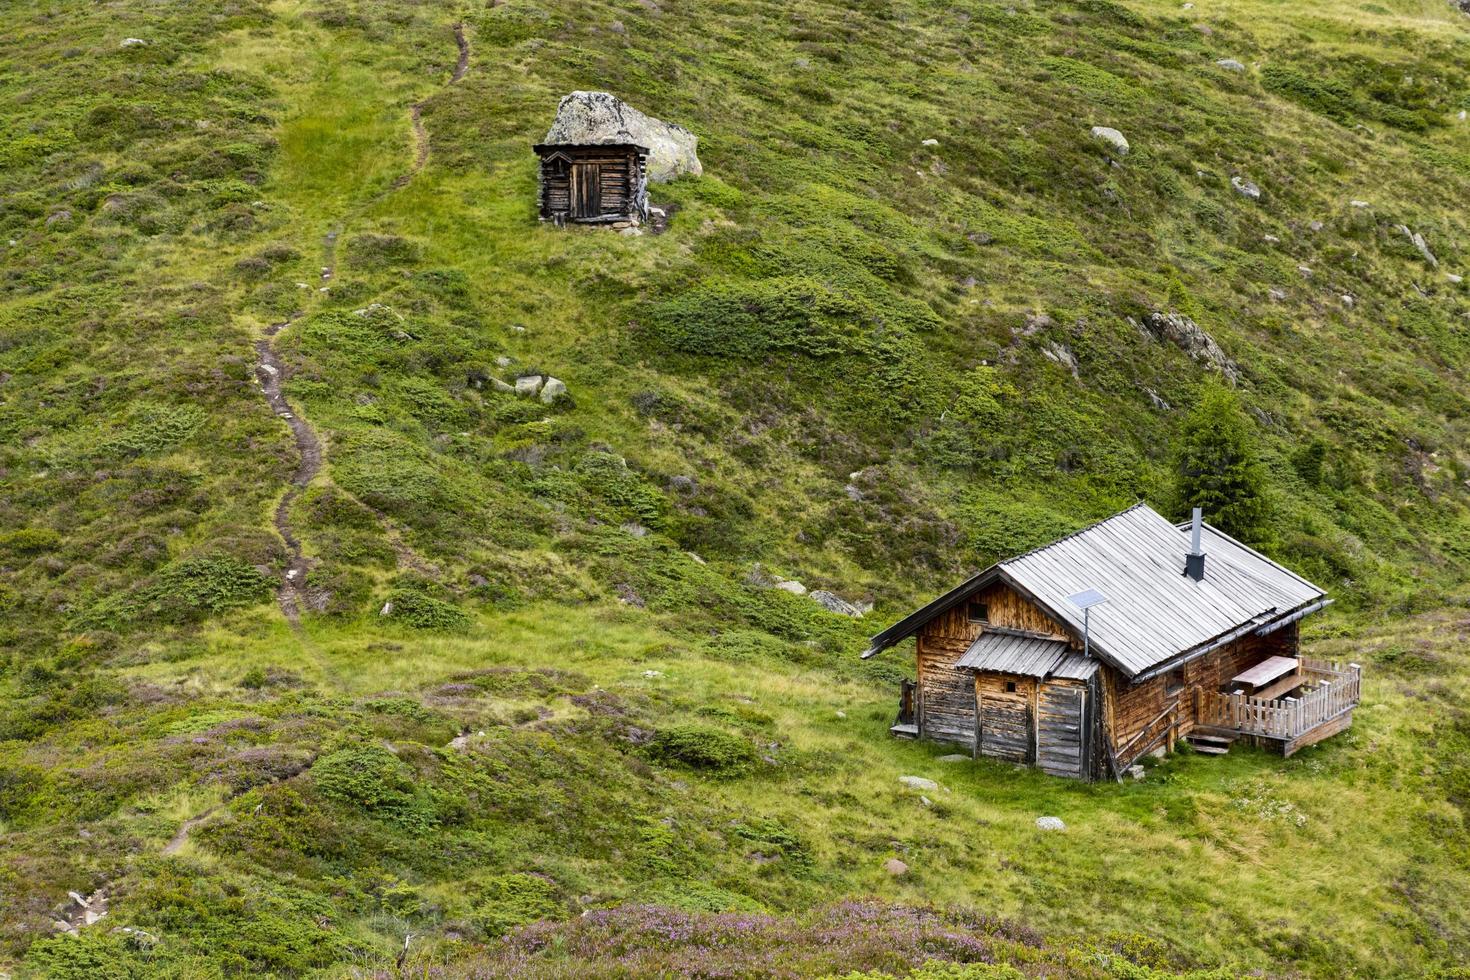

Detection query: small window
xmin=967 ymin=601 xmax=989 ymax=624
xmin=1005 ymin=680 xmax=1017 ymax=693
xmin=1165 ymin=667 xmax=1186 ymax=696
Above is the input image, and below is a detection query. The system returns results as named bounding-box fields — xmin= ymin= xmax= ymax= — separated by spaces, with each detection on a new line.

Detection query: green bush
xmin=311 ymin=745 xmax=443 ymax=832
xmin=383 ymin=590 xmax=473 ymax=631
xmin=470 ymin=872 xmax=564 ymax=938
xmin=648 ymin=725 xmax=758 ymax=776
xmin=0 ymin=527 xmax=60 ymax=555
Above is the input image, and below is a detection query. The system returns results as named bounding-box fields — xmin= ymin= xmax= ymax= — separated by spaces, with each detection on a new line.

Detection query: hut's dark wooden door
xmin=1035 ymin=684 xmax=1086 ymax=778
xmin=571 ymin=162 xmax=601 ymax=218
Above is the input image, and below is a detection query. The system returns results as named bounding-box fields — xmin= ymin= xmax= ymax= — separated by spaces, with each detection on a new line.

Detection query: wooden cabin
xmin=864 ymin=504 xmax=1359 ymax=780
xmin=532 ymin=142 xmax=649 ymax=226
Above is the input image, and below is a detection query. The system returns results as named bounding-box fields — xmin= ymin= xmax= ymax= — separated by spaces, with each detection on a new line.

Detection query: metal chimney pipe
xmin=1185 ymin=507 xmax=1206 ymax=581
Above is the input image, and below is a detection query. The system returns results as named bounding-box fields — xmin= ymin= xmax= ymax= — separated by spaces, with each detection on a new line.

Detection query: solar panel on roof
xmin=1067 ymin=588 xmax=1108 ymax=610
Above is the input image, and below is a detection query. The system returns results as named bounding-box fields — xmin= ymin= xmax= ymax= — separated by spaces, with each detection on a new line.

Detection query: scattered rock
xmin=1035 ymin=816 xmax=1066 ymax=831
xmin=774 ymin=579 xmax=808 ymax=596
xmin=937 ymin=754 xmax=970 ymax=763
xmin=641 ymin=669 xmax=664 ymax=678
xmin=1089 ymin=126 xmax=1129 ymax=156
xmin=921 ymin=138 xmax=939 ymax=146
xmin=1350 ymin=199 xmax=1370 ymax=208
xmin=515 ymin=375 xmax=544 ymax=396
xmin=543 ymin=91 xmax=701 ymax=183
xmin=1308 ymin=220 xmax=1324 ymax=232
xmin=810 ymin=589 xmax=864 ymax=617
xmin=1396 ymin=225 xmax=1438 ymax=267
xmin=539 ymin=377 xmax=568 ymax=403
xmin=379 ymin=601 xmax=393 ymax=617
xmin=490 ymin=378 xmax=516 ymax=394
xmin=1297 ymin=265 xmax=1313 ymax=278
xmin=1341 ymin=294 xmax=1355 ymax=309
xmin=1447 ymin=273 xmax=1464 ymax=284
xmin=1216 ymin=58 xmax=1246 ymax=72
xmin=120 ymin=37 xmax=146 ymax=47
xmin=45 ymin=210 xmax=72 ymax=226
xmin=1268 ymin=287 xmax=1288 ymax=302
xmin=1127 ymin=764 xmax=1146 ymax=781
xmin=835 ymin=710 xmax=847 ymax=719
xmin=1016 ymin=311 xmax=1052 ymax=337
xmin=619 ymin=226 xmax=643 ymax=236
xmin=668 ymin=474 xmax=698 ymax=495
xmin=1143 ymin=387 xmax=1171 ymax=411
xmin=615 ymin=583 xmax=645 ymax=607
xmin=1141 ymin=312 xmax=1240 ymax=383
xmin=495 ymin=355 xmax=513 ymax=367
xmin=621 ymin=522 xmax=649 ymax=538
xmin=884 ymin=858 xmax=910 ymax=876
xmin=1231 ymin=176 xmax=1261 ymax=199
xmin=1041 ymin=341 xmax=1079 ymax=378
xmin=899 ymin=775 xmax=939 ymax=791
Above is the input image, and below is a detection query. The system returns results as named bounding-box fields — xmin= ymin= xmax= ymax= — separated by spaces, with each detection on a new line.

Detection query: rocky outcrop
xmin=1141 ymin=312 xmax=1241 ymax=384
xmin=810 ymin=589 xmax=865 ymax=617
xmin=1396 ymin=224 xmax=1438 ymax=267
xmin=543 ymin=91 xmax=701 ymax=183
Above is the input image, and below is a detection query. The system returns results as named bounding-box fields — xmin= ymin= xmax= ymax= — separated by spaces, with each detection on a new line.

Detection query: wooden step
xmin=1189 ymin=743 xmax=1231 ymax=755
xmin=1188 ymin=733 xmax=1235 ymax=747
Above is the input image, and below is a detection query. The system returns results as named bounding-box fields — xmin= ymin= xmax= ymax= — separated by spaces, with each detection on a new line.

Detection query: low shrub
xmin=648 ymin=725 xmax=758 ymax=776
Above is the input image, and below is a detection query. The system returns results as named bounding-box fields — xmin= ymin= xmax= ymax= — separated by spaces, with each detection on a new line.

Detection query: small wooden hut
xmin=532 ymin=142 xmax=649 ymax=226
xmin=864 ymin=504 xmax=1358 ymax=780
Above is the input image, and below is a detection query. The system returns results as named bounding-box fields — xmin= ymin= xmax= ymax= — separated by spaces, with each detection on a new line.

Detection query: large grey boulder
xmin=899 ymin=775 xmax=938 ymax=791
xmin=543 ymin=91 xmax=701 ymax=183
xmin=1142 ymin=312 xmax=1241 ymax=384
xmin=1089 ymin=126 xmax=1129 ymax=156
xmin=810 ymin=589 xmax=864 ymax=617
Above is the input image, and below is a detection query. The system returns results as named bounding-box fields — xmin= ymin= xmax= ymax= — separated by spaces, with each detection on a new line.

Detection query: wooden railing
xmin=1197 ymin=660 xmax=1360 ymax=739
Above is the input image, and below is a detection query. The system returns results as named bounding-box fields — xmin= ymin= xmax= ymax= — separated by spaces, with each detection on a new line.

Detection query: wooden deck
xmin=1197 ymin=659 xmax=1360 ymax=755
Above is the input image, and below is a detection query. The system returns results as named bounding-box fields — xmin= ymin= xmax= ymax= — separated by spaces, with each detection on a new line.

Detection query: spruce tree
xmin=1175 ymin=381 xmax=1272 ymax=546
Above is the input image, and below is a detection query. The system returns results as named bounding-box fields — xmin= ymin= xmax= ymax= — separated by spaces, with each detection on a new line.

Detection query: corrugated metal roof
xmin=1050 ymin=652 xmax=1101 ymax=681
xmin=954 ymin=630 xmax=1069 ymax=676
xmin=863 ymin=503 xmax=1327 ymax=678
xmin=999 ymin=504 xmax=1324 ymax=677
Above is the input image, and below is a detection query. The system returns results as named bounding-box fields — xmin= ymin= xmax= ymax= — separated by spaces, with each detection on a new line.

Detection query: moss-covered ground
xmin=2 ymin=0 xmax=1470 ymax=975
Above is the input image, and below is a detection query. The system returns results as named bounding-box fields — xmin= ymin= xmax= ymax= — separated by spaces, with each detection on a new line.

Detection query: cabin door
xmin=977 ymin=680 xmax=1033 ymax=763
xmin=1035 ymin=684 xmax=1087 ymax=779
xmin=570 ymin=162 xmax=601 ymax=218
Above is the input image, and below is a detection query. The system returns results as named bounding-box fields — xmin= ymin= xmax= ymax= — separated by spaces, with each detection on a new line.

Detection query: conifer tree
xmin=1175 ymin=381 xmax=1272 ymax=546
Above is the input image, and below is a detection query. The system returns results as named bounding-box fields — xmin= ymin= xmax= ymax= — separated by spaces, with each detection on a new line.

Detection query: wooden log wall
xmin=539 ymin=149 xmax=644 ymax=221
xmin=1102 ymin=624 xmax=1302 ymax=763
xmin=920 ymin=582 xmax=1073 ymax=644
xmin=916 ymin=638 xmax=975 ymax=745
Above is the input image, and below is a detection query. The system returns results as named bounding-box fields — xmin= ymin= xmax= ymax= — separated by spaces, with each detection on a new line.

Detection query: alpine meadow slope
xmin=2 ymin=0 xmax=1470 ymax=976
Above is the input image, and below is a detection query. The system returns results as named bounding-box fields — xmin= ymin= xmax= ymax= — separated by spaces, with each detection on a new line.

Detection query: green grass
xmin=1 ymin=0 xmax=1470 ymax=974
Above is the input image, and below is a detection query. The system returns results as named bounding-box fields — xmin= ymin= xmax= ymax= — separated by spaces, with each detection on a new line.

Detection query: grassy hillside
xmin=2 ymin=0 xmax=1469 ymax=975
